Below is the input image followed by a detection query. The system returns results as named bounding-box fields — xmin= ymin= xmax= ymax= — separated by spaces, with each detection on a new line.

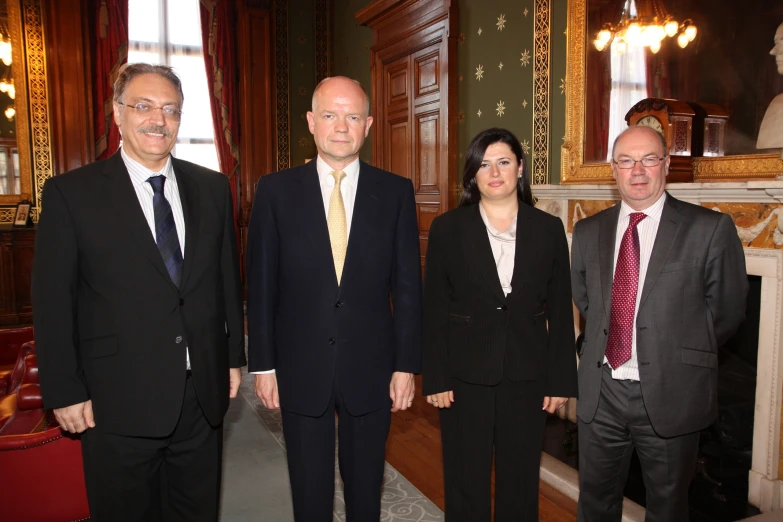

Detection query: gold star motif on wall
xmin=498 ymin=62 xmax=504 ymax=71
xmin=298 ymin=34 xmax=307 ymax=44
xmin=496 ymin=100 xmax=505 ymax=117
xmin=475 ymin=64 xmax=484 ymax=81
xmin=458 ymin=32 xmax=465 ymax=45
xmin=522 ymin=99 xmax=528 ymax=108
xmin=457 ymin=109 xmax=465 ymax=124
xmin=496 ymin=14 xmax=506 ymax=31
xmin=477 ymin=109 xmax=482 ymax=117
xmin=477 ymin=27 xmax=483 ymax=36
xmin=520 ymin=50 xmax=531 ymax=67
xmin=560 ymin=77 xmax=566 ymax=94
xmin=524 ymin=7 xmax=529 ymax=16
xmin=459 ymin=75 xmax=464 ymax=82
xmin=298 ymin=86 xmax=308 ymax=96
xmin=522 ymin=140 xmax=531 ymax=155
xmin=298 ymin=136 xmax=309 ymax=147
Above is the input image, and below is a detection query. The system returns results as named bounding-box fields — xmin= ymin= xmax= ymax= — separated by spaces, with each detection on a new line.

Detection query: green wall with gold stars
xmin=327 ymin=0 xmax=568 ymax=184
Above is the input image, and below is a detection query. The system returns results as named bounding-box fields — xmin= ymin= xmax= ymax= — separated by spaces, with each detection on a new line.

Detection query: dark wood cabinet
xmin=0 ymin=227 xmax=34 ymax=326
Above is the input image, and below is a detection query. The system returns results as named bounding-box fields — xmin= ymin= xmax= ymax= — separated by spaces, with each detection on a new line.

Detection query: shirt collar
xmin=478 ymin=201 xmax=517 ymax=240
xmin=619 ymin=192 xmax=666 ymax=223
xmin=316 ymin=155 xmax=360 ymax=187
xmin=121 ymin=147 xmax=175 ymax=187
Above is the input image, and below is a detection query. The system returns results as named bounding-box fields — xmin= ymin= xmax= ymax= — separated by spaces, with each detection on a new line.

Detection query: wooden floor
xmin=384 ymin=375 xmax=578 ymax=521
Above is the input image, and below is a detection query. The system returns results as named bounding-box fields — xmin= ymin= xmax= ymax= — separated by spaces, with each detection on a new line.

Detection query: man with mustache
xmin=32 ymin=63 xmax=245 ymax=522
xmin=571 ymin=125 xmax=748 ymax=521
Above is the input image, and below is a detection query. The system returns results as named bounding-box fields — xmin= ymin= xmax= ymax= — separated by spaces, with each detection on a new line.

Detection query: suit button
xmin=175 ymin=336 xmax=183 ymax=344
xmin=500 ymin=305 xmax=508 ymax=311
xmin=328 ymin=338 xmax=336 ymax=345
xmin=335 ymin=301 xmax=342 ymax=308
xmin=179 ymin=298 xmax=184 ymax=306
xmin=597 ymin=361 xmax=601 ymax=368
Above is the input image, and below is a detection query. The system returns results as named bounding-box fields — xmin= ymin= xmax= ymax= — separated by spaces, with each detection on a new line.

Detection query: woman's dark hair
xmin=459 ymin=127 xmax=533 ymax=207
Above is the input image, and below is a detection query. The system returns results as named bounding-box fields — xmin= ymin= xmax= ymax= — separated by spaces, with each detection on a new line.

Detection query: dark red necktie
xmin=605 ymin=212 xmax=646 ymax=369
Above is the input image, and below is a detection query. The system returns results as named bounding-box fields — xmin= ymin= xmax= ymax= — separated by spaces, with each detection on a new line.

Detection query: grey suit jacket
xmin=571 ymin=193 xmax=748 ymax=437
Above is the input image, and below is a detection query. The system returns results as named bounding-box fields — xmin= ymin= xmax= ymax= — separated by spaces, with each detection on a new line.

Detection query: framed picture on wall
xmin=13 ymin=200 xmax=31 ymax=227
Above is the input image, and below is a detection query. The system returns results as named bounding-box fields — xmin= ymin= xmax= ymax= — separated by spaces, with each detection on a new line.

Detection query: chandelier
xmin=0 ymin=22 xmax=11 ymax=66
xmin=593 ymin=0 xmax=698 ymax=54
xmin=0 ymin=67 xmax=14 ymax=100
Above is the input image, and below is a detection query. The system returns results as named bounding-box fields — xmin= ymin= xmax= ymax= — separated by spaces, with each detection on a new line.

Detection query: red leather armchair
xmin=0 ymin=365 xmax=90 ymax=521
xmin=0 ymin=327 xmax=35 ymax=394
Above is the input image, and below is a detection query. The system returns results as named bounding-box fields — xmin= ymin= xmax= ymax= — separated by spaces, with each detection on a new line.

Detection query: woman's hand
xmin=426 ymin=391 xmax=454 ymax=409
xmin=542 ymin=396 xmax=568 ymax=414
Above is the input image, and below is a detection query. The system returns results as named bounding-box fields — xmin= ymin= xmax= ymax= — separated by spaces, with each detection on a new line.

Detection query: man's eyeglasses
xmin=119 ymin=102 xmax=182 ymax=121
xmin=612 ymin=156 xmax=665 ymax=169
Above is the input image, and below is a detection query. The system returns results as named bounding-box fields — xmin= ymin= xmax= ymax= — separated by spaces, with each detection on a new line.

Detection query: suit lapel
xmin=599 ymin=204 xmax=620 ymax=319
xmin=508 ymin=204 xmax=534 ymax=299
xmin=638 ymin=194 xmax=681 ymax=310
xmin=292 ymin=161 xmax=336 ymax=284
xmin=338 ymin=162 xmax=380 ymax=293
xmin=465 ymin=205 xmax=506 ymax=303
xmin=102 ymin=152 xmax=178 ymax=291
xmin=172 ymin=158 xmax=199 ymax=292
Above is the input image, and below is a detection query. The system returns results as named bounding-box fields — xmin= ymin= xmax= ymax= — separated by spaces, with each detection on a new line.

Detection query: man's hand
xmin=426 ymin=390 xmax=454 ymax=409
xmin=255 ymin=373 xmax=280 ymax=410
xmin=389 ymin=372 xmax=415 ymax=412
xmin=542 ymin=396 xmax=568 ymax=414
xmin=54 ymin=400 xmax=95 ymax=434
xmin=229 ymin=368 xmax=242 ymax=398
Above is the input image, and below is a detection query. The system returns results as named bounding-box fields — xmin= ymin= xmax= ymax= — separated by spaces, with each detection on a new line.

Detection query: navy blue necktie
xmin=147 ymin=175 xmax=183 ymax=288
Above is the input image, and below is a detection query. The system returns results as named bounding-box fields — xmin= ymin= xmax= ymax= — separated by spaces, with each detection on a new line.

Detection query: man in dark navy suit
xmin=32 ymin=63 xmax=245 ymax=522
xmin=247 ymin=76 xmax=422 ymax=521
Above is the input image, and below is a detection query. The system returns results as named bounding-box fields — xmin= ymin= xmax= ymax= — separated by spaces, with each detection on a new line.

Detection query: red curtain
xmin=92 ymin=0 xmax=128 ymax=160
xmin=199 ymin=0 xmax=240 ymax=220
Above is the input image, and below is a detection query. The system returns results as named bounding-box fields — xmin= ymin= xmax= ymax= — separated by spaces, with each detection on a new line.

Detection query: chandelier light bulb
xmin=598 ymin=29 xmax=612 ymax=42
xmin=664 ymin=20 xmax=679 ymax=37
xmin=677 ymin=33 xmax=689 ymax=48
xmin=616 ymin=38 xmax=628 ymax=55
xmin=685 ymin=25 xmax=697 ymax=42
xmin=594 ymin=39 xmax=607 ymax=51
xmin=627 ymin=22 xmax=642 ymax=44
xmin=0 ymin=82 xmax=8 ymax=93
xmin=5 ymin=105 xmax=15 ymax=120
xmin=650 ymin=40 xmax=662 ymax=54
xmin=8 ymin=85 xmax=14 ymax=100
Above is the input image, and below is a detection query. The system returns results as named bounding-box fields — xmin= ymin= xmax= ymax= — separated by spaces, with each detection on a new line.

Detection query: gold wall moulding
xmin=532 ymin=0 xmax=551 ymax=185
xmin=561 ymin=0 xmax=783 ymax=184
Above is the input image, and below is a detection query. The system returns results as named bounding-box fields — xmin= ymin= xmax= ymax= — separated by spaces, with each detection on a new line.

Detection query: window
xmin=605 ymin=0 xmax=648 ymax=161
xmin=128 ymin=0 xmax=219 ymax=171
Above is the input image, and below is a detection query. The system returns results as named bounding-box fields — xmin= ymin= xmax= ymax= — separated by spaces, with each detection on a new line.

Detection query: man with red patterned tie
xmin=571 ymin=126 xmax=748 ymax=522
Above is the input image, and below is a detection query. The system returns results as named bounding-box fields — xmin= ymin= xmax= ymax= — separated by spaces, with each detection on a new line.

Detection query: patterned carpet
xmin=237 ymin=373 xmax=444 ymax=522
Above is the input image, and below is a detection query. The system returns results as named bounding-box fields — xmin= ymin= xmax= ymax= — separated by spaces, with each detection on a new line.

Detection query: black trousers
xmin=281 ymin=371 xmax=392 ymax=522
xmin=577 ymin=364 xmax=700 ymax=522
xmin=81 ymin=374 xmax=223 ymax=522
xmin=439 ymin=376 xmax=547 ymax=522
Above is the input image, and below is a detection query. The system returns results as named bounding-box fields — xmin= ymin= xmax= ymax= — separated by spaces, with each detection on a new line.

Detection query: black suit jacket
xmin=571 ymin=194 xmax=748 ymax=437
xmin=421 ymin=203 xmax=577 ymax=398
xmin=246 ymin=160 xmax=422 ymax=417
xmin=32 ymin=152 xmax=246 ymax=437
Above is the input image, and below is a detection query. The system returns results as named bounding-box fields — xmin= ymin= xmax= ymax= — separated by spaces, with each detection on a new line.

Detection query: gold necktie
xmin=327 ymin=170 xmax=348 ymax=284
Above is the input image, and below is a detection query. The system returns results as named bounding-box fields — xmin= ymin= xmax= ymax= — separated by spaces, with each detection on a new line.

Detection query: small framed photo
xmin=13 ymin=201 xmax=31 ymax=227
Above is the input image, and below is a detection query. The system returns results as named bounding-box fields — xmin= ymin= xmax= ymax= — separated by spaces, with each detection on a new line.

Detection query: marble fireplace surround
xmin=533 ymin=181 xmax=783 ymax=516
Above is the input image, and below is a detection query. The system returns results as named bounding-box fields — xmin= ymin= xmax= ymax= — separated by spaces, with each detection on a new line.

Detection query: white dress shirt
xmin=252 ymin=155 xmax=362 ymax=375
xmin=121 ymin=147 xmax=190 ymax=369
xmin=478 ymin=202 xmax=517 ymax=296
xmin=605 ymin=192 xmax=666 ymax=381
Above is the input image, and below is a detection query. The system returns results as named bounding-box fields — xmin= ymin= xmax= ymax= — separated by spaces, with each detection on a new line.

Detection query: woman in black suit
xmin=422 ymin=128 xmax=577 ymax=521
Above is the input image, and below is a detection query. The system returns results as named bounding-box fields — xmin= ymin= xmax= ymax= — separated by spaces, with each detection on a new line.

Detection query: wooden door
xmin=357 ymin=0 xmax=458 ymax=268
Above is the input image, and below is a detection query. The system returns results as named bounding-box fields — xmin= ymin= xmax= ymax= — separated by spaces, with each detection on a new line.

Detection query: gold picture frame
xmin=561 ymin=0 xmax=783 ymax=184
